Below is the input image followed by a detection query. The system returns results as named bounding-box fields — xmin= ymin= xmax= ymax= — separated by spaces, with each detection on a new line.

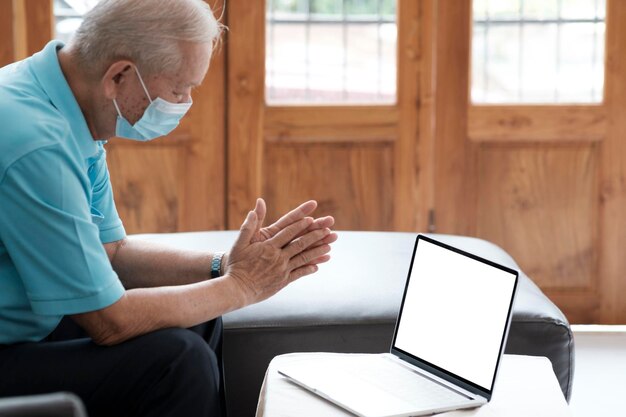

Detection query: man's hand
xmin=250 ymin=199 xmax=336 ymax=246
xmin=224 ymin=200 xmax=336 ymax=305
xmin=220 ymin=199 xmax=337 ymax=274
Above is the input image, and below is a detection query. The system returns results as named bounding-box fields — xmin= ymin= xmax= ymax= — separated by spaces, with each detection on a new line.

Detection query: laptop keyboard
xmin=346 ymin=356 xmax=471 ymax=409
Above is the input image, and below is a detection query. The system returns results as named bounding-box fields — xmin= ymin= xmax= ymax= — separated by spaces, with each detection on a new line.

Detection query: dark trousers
xmin=0 ymin=317 xmax=226 ymax=417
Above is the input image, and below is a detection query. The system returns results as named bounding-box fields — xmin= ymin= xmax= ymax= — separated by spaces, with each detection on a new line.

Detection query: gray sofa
xmin=136 ymin=231 xmax=574 ymax=417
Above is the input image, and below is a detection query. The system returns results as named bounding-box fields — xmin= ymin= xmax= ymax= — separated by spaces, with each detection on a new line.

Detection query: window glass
xmin=472 ymin=0 xmax=605 ymax=104
xmin=266 ymin=0 xmax=397 ymax=104
xmin=53 ymin=0 xmax=97 ymax=43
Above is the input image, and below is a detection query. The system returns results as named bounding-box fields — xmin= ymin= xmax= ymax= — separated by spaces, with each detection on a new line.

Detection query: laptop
xmin=277 ymin=234 xmax=519 ymax=417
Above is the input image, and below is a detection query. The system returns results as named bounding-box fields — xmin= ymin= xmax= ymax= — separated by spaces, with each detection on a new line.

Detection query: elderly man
xmin=0 ymin=0 xmax=337 ymax=416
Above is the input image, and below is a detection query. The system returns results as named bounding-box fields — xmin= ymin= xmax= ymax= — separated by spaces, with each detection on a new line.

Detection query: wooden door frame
xmin=432 ymin=0 xmax=475 ymax=236
xmin=1 ymin=0 xmax=53 ymax=65
xmin=0 ymin=0 xmax=16 ymax=66
xmin=226 ymin=0 xmax=265 ymax=229
xmin=599 ymin=0 xmax=626 ymax=323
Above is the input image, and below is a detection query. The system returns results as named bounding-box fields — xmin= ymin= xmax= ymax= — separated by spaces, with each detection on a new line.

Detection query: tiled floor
xmin=569 ymin=325 xmax=626 ymax=417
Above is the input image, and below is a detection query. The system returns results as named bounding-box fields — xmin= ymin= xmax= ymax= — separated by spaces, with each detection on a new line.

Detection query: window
xmin=472 ymin=0 xmax=605 ymax=104
xmin=53 ymin=0 xmax=97 ymax=43
xmin=265 ymin=0 xmax=397 ymax=104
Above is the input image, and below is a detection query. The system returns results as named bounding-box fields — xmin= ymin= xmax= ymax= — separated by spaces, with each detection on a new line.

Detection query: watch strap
xmin=210 ymin=252 xmax=225 ymax=278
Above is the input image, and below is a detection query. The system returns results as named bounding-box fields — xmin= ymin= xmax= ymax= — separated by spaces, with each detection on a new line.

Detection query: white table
xmin=256 ymin=353 xmax=571 ymax=417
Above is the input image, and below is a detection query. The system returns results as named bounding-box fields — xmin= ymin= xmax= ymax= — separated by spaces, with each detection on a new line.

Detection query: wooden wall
xmin=2 ymin=0 xmax=626 ymax=323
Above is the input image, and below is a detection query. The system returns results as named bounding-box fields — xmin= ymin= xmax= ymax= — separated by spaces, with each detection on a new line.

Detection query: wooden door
xmin=226 ymin=0 xmax=434 ymax=233
xmin=433 ymin=0 xmax=626 ymax=323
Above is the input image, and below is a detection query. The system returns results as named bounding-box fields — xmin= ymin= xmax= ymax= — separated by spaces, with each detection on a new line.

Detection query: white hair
xmin=70 ymin=0 xmax=224 ymax=76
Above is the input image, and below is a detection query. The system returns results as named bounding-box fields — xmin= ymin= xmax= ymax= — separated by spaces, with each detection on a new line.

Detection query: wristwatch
xmin=211 ymin=252 xmax=225 ymax=278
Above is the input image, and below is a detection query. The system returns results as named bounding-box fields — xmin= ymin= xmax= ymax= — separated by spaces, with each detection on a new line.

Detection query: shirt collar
xmin=29 ymin=40 xmax=101 ymax=160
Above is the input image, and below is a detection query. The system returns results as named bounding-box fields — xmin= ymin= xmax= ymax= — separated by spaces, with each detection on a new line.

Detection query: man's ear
xmin=102 ymin=60 xmax=134 ymax=100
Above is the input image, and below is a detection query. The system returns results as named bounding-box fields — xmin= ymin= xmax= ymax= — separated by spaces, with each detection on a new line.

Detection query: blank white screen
xmin=394 ymin=239 xmax=516 ymax=390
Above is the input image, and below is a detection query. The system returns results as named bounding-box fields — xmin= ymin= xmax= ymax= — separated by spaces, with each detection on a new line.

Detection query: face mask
xmin=113 ymin=66 xmax=192 ymax=141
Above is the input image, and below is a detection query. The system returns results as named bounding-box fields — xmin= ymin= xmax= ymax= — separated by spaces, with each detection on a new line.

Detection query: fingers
xmin=268 ymin=217 xmax=314 ymax=248
xmin=288 ymin=243 xmax=331 ymax=271
xmin=292 ymin=232 xmax=338 ymax=254
xmin=283 ymin=227 xmax=331 ymax=258
xmin=308 ymin=254 xmax=331 ymax=265
xmin=309 ymin=216 xmax=335 ymax=231
xmin=262 ymin=200 xmax=318 ymax=238
xmin=289 ymin=264 xmax=319 ymax=282
xmin=285 ymin=252 xmax=331 ymax=288
xmin=287 ymin=253 xmax=332 ymax=283
xmin=303 ymin=216 xmax=334 ymax=234
xmin=254 ymin=198 xmax=266 ymax=231
xmin=290 ymin=215 xmax=334 ymax=241
xmin=233 ymin=210 xmax=258 ymax=248
xmin=226 ymin=202 xmax=335 ymax=305
xmin=308 ymin=232 xmax=339 ymax=249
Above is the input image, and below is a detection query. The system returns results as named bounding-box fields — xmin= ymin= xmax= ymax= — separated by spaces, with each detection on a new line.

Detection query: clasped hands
xmin=223 ymin=198 xmax=338 ymax=305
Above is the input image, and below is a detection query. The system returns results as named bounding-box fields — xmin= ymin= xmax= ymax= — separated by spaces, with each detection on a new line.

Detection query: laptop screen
xmin=392 ymin=235 xmax=518 ymax=396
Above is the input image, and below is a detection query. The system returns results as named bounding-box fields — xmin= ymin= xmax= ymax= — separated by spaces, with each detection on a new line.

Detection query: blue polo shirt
xmin=0 ymin=41 xmax=126 ymax=344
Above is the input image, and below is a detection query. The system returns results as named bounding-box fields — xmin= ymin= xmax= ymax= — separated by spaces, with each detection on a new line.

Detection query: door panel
xmin=477 ymin=144 xmax=597 ymax=290
xmin=227 ymin=0 xmax=430 ymax=232
xmin=435 ymin=0 xmax=626 ymax=323
xmin=107 ymin=145 xmax=183 ymax=232
xmin=263 ymin=143 xmax=395 ymax=231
